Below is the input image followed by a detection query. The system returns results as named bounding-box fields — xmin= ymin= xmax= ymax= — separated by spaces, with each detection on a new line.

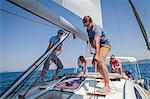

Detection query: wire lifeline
xmin=22 ymin=34 xmax=74 ymax=98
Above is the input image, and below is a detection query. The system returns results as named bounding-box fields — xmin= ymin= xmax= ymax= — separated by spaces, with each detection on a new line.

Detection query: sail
xmin=52 ymin=0 xmax=103 ymax=28
xmin=8 ymin=0 xmax=88 ymax=41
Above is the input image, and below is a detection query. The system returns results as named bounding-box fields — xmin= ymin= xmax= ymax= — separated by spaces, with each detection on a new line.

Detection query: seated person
xmin=109 ymin=55 xmax=122 ymax=78
xmin=124 ymin=70 xmax=133 ymax=79
xmin=77 ymin=56 xmax=86 ymax=73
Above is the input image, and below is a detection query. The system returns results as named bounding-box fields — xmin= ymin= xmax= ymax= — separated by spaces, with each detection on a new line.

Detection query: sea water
xmin=0 ymin=63 xmax=150 ymax=95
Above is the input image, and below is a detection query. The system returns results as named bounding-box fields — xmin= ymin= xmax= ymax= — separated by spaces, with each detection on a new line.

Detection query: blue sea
xmin=0 ymin=63 xmax=150 ymax=95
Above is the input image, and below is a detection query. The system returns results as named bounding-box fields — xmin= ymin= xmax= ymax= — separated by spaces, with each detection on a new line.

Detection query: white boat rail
xmin=84 ymin=56 xmax=149 ymax=91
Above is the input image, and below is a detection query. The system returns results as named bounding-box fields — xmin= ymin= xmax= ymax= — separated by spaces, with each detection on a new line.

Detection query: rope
xmin=61 ymin=34 xmax=73 ymax=50
xmin=84 ymin=41 xmax=90 ymax=74
xmin=94 ymin=61 xmax=98 ymax=99
xmin=21 ymin=34 xmax=73 ymax=97
xmin=109 ymin=81 xmax=123 ymax=94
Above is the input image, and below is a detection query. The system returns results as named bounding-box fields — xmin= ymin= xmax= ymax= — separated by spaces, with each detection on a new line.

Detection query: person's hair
xmin=111 ymin=55 xmax=115 ymax=57
xmin=110 ymin=55 xmax=115 ymax=59
xmin=58 ymin=29 xmax=64 ymax=35
xmin=82 ymin=16 xmax=92 ymax=23
xmin=79 ymin=56 xmax=86 ymax=63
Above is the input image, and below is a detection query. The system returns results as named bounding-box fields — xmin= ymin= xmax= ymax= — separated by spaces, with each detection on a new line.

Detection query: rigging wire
xmin=4 ymin=0 xmax=82 ymax=39
xmin=1 ymin=33 xmax=69 ymax=98
xmin=84 ymin=41 xmax=90 ymax=74
xmin=7 ymin=0 xmax=71 ymax=33
xmin=128 ymin=0 xmax=150 ymax=52
xmin=0 ymin=8 xmax=55 ymax=28
xmin=0 ymin=2 xmax=77 ymax=98
xmin=0 ymin=3 xmax=76 ymax=98
xmin=21 ymin=34 xmax=74 ymax=98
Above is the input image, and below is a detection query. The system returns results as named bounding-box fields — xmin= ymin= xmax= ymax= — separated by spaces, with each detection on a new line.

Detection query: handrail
xmin=85 ymin=56 xmax=144 ymax=85
xmin=0 ymin=33 xmax=69 ymax=99
xmin=141 ymin=76 xmax=150 ymax=91
xmin=20 ymin=34 xmax=74 ymax=98
xmin=86 ymin=56 xmax=138 ymax=62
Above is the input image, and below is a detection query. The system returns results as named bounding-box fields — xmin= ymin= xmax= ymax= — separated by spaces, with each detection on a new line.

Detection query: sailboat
xmin=0 ymin=0 xmax=150 ymax=99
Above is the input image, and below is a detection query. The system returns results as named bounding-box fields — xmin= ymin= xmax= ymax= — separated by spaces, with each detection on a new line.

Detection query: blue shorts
xmin=43 ymin=55 xmax=63 ymax=70
xmin=77 ymin=66 xmax=83 ymax=73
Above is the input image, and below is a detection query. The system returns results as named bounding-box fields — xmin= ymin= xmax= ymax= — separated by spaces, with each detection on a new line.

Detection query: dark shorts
xmin=111 ymin=70 xmax=119 ymax=73
xmin=77 ymin=66 xmax=83 ymax=73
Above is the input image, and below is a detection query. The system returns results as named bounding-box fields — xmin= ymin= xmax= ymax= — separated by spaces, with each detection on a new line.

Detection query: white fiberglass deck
xmin=22 ymin=73 xmax=126 ymax=99
xmin=70 ymin=77 xmax=126 ymax=99
xmin=15 ymin=72 xmax=150 ymax=99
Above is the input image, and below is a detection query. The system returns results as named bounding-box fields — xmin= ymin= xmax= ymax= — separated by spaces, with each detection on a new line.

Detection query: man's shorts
xmin=43 ymin=55 xmax=63 ymax=70
xmin=99 ymin=45 xmax=111 ymax=63
xmin=92 ymin=45 xmax=111 ymax=67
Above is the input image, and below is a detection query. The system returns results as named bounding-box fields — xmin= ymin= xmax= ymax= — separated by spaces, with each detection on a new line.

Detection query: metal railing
xmin=0 ymin=33 xmax=69 ymax=99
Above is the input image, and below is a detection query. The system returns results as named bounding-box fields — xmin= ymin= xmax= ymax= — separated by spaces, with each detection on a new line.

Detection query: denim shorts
xmin=43 ymin=55 xmax=63 ymax=70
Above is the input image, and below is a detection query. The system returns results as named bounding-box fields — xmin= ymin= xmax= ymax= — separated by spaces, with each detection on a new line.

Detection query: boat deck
xmin=17 ymin=72 xmax=150 ymax=99
xmin=70 ymin=77 xmax=126 ymax=99
xmin=21 ymin=72 xmax=127 ymax=99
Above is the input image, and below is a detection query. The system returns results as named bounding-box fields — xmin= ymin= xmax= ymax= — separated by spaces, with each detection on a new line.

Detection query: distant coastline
xmin=121 ymin=59 xmax=150 ymax=65
xmin=138 ymin=59 xmax=150 ymax=64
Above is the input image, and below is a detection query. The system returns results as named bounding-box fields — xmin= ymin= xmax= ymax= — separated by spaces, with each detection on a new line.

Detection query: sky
xmin=0 ymin=0 xmax=150 ymax=72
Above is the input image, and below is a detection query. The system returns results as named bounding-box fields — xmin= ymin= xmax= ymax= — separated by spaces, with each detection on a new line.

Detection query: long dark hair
xmin=79 ymin=56 xmax=86 ymax=63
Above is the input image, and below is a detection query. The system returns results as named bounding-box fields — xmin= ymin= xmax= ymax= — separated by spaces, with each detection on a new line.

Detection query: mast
xmin=128 ymin=0 xmax=150 ymax=52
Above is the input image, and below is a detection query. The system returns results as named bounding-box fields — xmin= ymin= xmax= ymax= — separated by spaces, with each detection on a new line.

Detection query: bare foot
xmin=96 ymin=86 xmax=111 ymax=93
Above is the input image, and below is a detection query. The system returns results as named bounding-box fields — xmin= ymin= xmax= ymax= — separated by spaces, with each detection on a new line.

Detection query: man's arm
xmin=116 ymin=60 xmax=122 ymax=68
xmin=56 ymin=46 xmax=62 ymax=51
xmin=116 ymin=64 xmax=121 ymax=69
xmin=48 ymin=42 xmax=62 ymax=52
xmin=47 ymin=42 xmax=53 ymax=50
xmin=94 ymin=35 xmax=100 ymax=61
xmin=110 ymin=61 xmax=115 ymax=70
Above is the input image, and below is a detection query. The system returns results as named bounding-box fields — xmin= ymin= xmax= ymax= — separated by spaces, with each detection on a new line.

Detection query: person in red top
xmin=109 ymin=55 xmax=122 ymax=77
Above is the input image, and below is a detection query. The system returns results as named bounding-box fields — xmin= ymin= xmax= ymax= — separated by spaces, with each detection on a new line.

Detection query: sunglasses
xmin=82 ymin=19 xmax=88 ymax=24
xmin=111 ymin=57 xmax=114 ymax=59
